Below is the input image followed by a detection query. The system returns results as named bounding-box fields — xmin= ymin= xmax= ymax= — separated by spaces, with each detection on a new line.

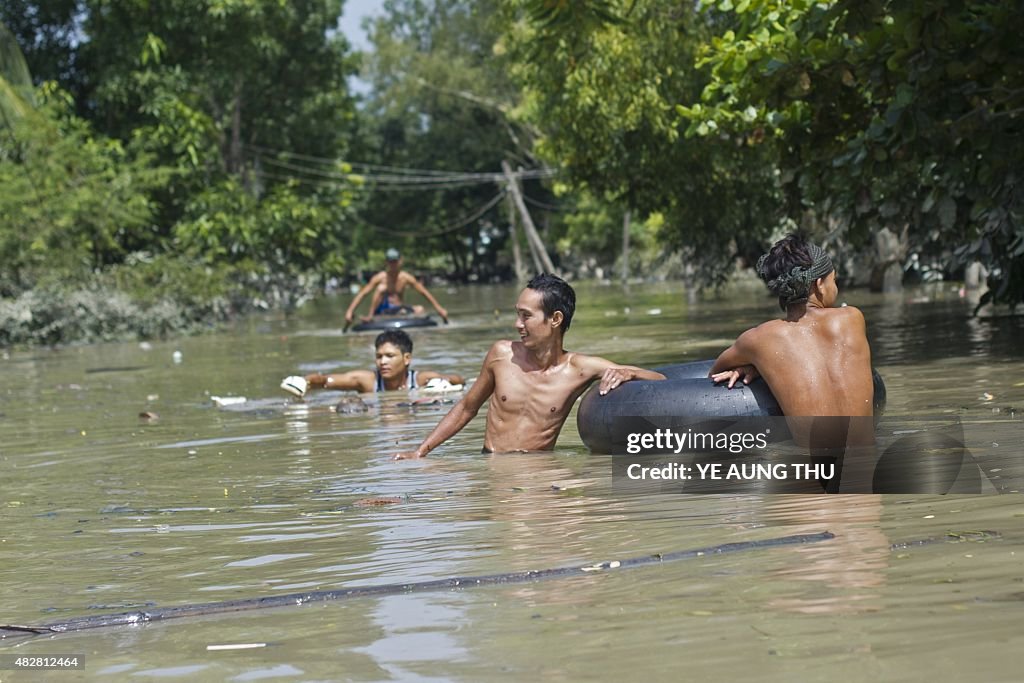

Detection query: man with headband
xmin=708 ymin=233 xmax=874 ymax=447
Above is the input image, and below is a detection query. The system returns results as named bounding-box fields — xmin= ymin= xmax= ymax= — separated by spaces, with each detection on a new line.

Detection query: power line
xmin=253 ymin=168 xmax=504 ymax=193
xmin=522 ymin=193 xmax=567 ymax=212
xmin=260 ymin=154 xmax=504 ymax=186
xmin=246 ymin=143 xmax=558 ymax=184
xmin=361 ymin=190 xmax=508 ymax=238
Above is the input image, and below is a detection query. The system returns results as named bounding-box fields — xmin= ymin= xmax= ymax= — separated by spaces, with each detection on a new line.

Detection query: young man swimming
xmin=345 ymin=249 xmax=449 ymax=325
xmin=394 ymin=274 xmax=665 ymax=458
xmin=280 ymin=330 xmax=464 ymax=396
xmin=709 ymin=233 xmax=874 ymax=446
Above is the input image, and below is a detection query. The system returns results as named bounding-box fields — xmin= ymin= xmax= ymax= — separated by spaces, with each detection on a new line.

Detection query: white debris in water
xmin=211 ymin=396 xmax=246 ymax=407
xmin=207 ymin=643 xmax=267 ymax=651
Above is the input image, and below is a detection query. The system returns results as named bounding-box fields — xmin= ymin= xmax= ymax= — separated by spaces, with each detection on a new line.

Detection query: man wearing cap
xmin=345 ymin=248 xmax=449 ymax=325
xmin=708 ymin=233 xmax=874 ymax=447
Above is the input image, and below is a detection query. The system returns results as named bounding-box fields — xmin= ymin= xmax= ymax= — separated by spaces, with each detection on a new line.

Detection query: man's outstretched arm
xmin=306 ymin=371 xmax=375 ymax=393
xmin=577 ymin=355 xmax=666 ymax=395
xmin=409 ymin=276 xmax=448 ymax=322
xmin=394 ymin=348 xmax=496 ymax=459
xmin=345 ymin=274 xmax=383 ymax=324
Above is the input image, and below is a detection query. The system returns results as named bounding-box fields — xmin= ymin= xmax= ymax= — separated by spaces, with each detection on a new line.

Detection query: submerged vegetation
xmin=1 ymin=1 xmax=1021 ymax=345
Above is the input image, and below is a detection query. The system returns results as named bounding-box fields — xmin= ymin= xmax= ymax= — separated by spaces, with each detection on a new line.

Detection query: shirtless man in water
xmin=395 ymin=274 xmax=665 ymax=458
xmin=345 ymin=249 xmax=449 ymax=325
xmin=280 ymin=330 xmax=464 ymax=396
xmin=709 ymin=233 xmax=874 ymax=447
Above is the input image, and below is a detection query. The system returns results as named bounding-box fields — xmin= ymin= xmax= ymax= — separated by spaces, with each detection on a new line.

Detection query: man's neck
xmin=526 ymin=339 xmax=565 ymax=369
xmin=785 ymin=298 xmax=827 ymax=321
xmin=381 ymin=369 xmax=409 ymax=390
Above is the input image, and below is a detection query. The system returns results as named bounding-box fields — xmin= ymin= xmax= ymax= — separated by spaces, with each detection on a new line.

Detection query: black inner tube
xmin=351 ymin=316 xmax=438 ymax=332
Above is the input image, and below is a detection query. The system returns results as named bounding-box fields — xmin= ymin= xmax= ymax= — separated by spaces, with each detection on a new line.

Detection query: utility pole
xmin=621 ymin=209 xmax=631 ymax=284
xmin=505 ymin=191 xmax=529 ymax=282
xmin=502 ymin=161 xmax=557 ymax=275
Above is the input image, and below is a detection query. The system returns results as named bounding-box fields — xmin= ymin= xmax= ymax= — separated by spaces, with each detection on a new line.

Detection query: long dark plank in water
xmin=2 ymin=532 xmax=834 ymax=636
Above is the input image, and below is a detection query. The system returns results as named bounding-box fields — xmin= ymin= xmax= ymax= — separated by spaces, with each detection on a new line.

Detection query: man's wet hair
xmin=526 ymin=273 xmax=576 ymax=332
xmin=756 ymin=233 xmax=834 ymax=310
xmin=375 ymin=330 xmax=413 ymax=354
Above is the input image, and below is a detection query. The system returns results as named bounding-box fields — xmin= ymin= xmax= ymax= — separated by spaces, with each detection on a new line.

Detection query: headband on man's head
xmin=756 ymin=242 xmax=834 ymax=307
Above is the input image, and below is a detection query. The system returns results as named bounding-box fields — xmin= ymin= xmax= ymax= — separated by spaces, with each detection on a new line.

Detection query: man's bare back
xmin=717 ymin=306 xmax=873 ymax=417
xmin=710 ymin=236 xmax=875 ymax=448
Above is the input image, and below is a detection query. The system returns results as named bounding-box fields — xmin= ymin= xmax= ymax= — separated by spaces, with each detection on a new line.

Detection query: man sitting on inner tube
xmin=709 ymin=233 xmax=875 ymax=448
xmin=394 ymin=274 xmax=665 ymax=459
xmin=345 ymin=248 xmax=450 ymax=326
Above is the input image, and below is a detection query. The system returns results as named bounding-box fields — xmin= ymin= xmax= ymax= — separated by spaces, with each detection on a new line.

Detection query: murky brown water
xmin=1 ymin=282 xmax=1022 ymax=681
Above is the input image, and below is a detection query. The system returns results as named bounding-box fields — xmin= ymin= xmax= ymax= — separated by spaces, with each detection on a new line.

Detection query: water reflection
xmin=759 ymin=495 xmax=889 ymax=614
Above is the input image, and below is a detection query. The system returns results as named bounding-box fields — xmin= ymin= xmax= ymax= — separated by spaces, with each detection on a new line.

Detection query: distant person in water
xmin=345 ymin=249 xmax=449 ymax=325
xmin=280 ymin=330 xmax=464 ymax=397
xmin=395 ymin=274 xmax=666 ymax=459
xmin=709 ymin=233 xmax=874 ymax=447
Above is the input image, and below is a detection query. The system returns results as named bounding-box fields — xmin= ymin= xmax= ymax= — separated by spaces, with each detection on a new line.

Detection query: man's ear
xmin=550 ymin=310 xmax=564 ymax=328
xmin=402 ymin=353 xmax=412 ymax=364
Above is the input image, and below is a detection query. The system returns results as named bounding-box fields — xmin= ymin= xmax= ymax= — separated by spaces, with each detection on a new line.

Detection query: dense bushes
xmin=0 ymin=255 xmax=323 ymax=347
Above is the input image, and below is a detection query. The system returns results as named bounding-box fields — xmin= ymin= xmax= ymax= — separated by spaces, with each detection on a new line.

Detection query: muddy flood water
xmin=1 ymin=281 xmax=1023 ymax=682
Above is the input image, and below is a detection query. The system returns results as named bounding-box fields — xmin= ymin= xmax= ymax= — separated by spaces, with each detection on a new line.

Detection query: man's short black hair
xmin=526 ymin=273 xmax=576 ymax=332
xmin=375 ymin=330 xmax=413 ymax=354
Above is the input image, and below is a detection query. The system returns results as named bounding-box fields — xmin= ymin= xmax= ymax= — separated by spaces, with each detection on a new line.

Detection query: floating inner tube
xmin=351 ymin=316 xmax=438 ymax=332
xmin=576 ymin=360 xmax=886 ymax=454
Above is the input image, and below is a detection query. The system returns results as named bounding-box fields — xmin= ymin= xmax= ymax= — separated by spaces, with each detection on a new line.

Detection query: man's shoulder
xmin=566 ymin=350 xmax=604 ymax=368
xmin=743 ymin=320 xmax=783 ymax=339
xmin=820 ymin=304 xmax=866 ymax=327
xmin=489 ymin=339 xmax=516 ymax=356
xmin=353 ymin=368 xmax=377 ymax=381
xmin=345 ymin=369 xmax=377 ymax=392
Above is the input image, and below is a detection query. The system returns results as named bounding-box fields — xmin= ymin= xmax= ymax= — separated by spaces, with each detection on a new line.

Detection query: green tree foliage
xmin=80 ymin=0 xmax=358 ymax=174
xmin=0 ymin=7 xmax=364 ymax=345
xmin=686 ymin=0 xmax=1024 ymax=306
xmin=0 ymin=84 xmax=167 ymax=296
xmin=505 ymin=0 xmax=785 ymax=282
xmin=174 ymin=178 xmax=350 ymax=275
xmin=358 ymin=1 xmax=541 ymax=279
xmin=0 ymin=1 xmax=80 ymax=91
xmin=73 ymin=0 xmax=362 ymax=278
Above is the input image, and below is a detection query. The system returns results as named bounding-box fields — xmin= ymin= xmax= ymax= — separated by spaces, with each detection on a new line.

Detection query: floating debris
xmin=353 ymin=497 xmax=404 ymax=507
xmin=335 ymin=397 xmax=369 ymax=414
xmin=211 ymin=396 xmax=246 ymax=407
xmin=207 ymin=643 xmax=266 ymax=651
